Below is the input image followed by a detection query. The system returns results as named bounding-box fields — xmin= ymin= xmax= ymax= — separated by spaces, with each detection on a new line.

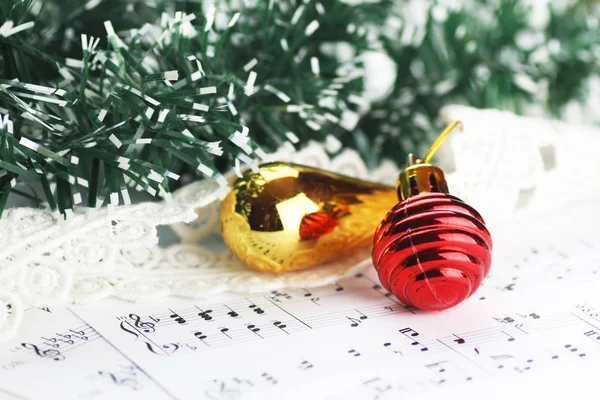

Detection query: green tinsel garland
xmin=0 ymin=0 xmax=598 ymax=216
xmin=355 ymin=0 xmax=600 ymax=167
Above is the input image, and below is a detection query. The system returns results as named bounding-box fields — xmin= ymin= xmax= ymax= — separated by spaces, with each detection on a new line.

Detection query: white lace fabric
xmin=2 ymin=105 xmax=600 ymax=341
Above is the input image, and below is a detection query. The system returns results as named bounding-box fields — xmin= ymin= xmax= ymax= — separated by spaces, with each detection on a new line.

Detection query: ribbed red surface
xmin=372 ymin=192 xmax=492 ymax=311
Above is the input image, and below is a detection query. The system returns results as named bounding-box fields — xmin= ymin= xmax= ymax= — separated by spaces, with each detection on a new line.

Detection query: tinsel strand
xmin=1 ymin=0 xmax=599 ymax=216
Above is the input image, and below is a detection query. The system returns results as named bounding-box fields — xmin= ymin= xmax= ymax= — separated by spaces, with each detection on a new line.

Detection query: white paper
xmin=3 ymin=201 xmax=600 ymax=399
xmin=0 ymin=307 xmax=171 ymax=400
xmin=69 ymin=269 xmax=600 ymax=400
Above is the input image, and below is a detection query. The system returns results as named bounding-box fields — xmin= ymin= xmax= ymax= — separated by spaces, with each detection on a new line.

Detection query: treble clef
xmin=129 ymin=314 xmax=156 ymax=333
xmin=21 ymin=343 xmax=65 ymax=361
xmin=119 ymin=322 xmax=167 ymax=356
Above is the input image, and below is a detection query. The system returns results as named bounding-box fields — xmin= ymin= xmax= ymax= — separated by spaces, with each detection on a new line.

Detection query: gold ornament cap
xmin=397 ymin=155 xmax=449 ymax=201
xmin=397 ymin=121 xmax=460 ymax=201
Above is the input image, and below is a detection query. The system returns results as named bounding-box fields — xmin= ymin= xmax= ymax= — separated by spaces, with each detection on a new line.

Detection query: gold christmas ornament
xmin=220 ymin=162 xmax=397 ymax=273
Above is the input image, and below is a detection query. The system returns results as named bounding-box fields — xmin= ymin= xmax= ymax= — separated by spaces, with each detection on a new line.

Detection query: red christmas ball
xmin=372 ymin=192 xmax=492 ymax=311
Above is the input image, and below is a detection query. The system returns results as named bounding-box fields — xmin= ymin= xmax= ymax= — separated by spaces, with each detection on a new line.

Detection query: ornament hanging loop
xmin=423 ymin=120 xmax=463 ymax=164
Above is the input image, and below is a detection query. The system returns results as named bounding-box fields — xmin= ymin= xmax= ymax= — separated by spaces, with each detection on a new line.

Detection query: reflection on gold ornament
xmin=220 ymin=163 xmax=397 ymax=273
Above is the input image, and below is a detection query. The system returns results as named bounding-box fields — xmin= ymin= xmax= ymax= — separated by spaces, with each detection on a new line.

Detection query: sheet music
xmin=71 ymin=269 xmax=600 ymax=400
xmin=0 ymin=307 xmax=171 ymax=400
xmin=3 ymin=200 xmax=600 ymax=399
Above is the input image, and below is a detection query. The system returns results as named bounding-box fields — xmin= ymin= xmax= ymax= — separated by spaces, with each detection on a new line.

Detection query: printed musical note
xmin=194 ymin=331 xmax=208 ymax=343
xmin=219 ymin=327 xmax=232 ymax=340
xmin=494 ymin=316 xmax=515 ymax=324
xmin=67 ymin=329 xmax=88 ymax=341
xmin=334 ymin=283 xmax=344 ymax=292
xmin=231 ymin=377 xmax=254 ymax=386
xmin=452 ymin=334 xmax=465 ymax=344
xmin=41 ymin=328 xmax=90 ymax=348
xmin=273 ymin=321 xmax=289 ymax=334
xmin=225 ymin=305 xmax=239 ymax=318
xmin=21 ymin=343 xmax=65 ymax=361
xmin=299 ymin=360 xmax=314 ymax=370
xmin=347 ymin=310 xmax=368 ymax=327
xmin=399 ymin=327 xmax=428 ymax=351
xmin=514 ymin=323 xmax=528 ymax=334
xmin=54 ymin=333 xmax=75 ymax=345
xmin=185 ymin=343 xmax=198 ymax=351
xmin=426 ymin=361 xmax=447 ymax=373
xmin=399 ymin=327 xmax=419 ymax=338
xmin=346 ymin=317 xmax=363 ymax=328
xmin=261 ymin=372 xmax=278 ymax=385
xmin=310 ymin=297 xmax=321 ymax=306
xmin=42 ymin=337 xmax=61 ymax=348
xmin=246 ymin=324 xmax=263 ymax=338
xmin=491 ymin=354 xmax=514 ymax=369
xmin=584 ymin=330 xmax=600 ymax=343
xmin=169 ymin=310 xmax=187 ymax=325
xmin=547 ymin=349 xmax=559 ymax=359
xmin=517 ymin=312 xmax=541 ymax=320
xmin=564 ymin=344 xmax=586 ymax=357
xmin=577 ymin=304 xmax=600 ymax=322
xmin=348 ymin=348 xmax=361 ymax=357
xmin=197 ymin=308 xmax=213 ymax=321
xmin=270 ymin=290 xmax=292 ymax=302
xmin=249 ymin=304 xmax=265 ymax=315
xmin=383 ymin=342 xmax=402 ymax=355
xmin=502 ymin=331 xmax=516 ymax=342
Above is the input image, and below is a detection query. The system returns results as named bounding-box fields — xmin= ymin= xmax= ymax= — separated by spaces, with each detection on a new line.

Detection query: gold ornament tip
xmin=219 ymin=162 xmax=397 ymax=274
